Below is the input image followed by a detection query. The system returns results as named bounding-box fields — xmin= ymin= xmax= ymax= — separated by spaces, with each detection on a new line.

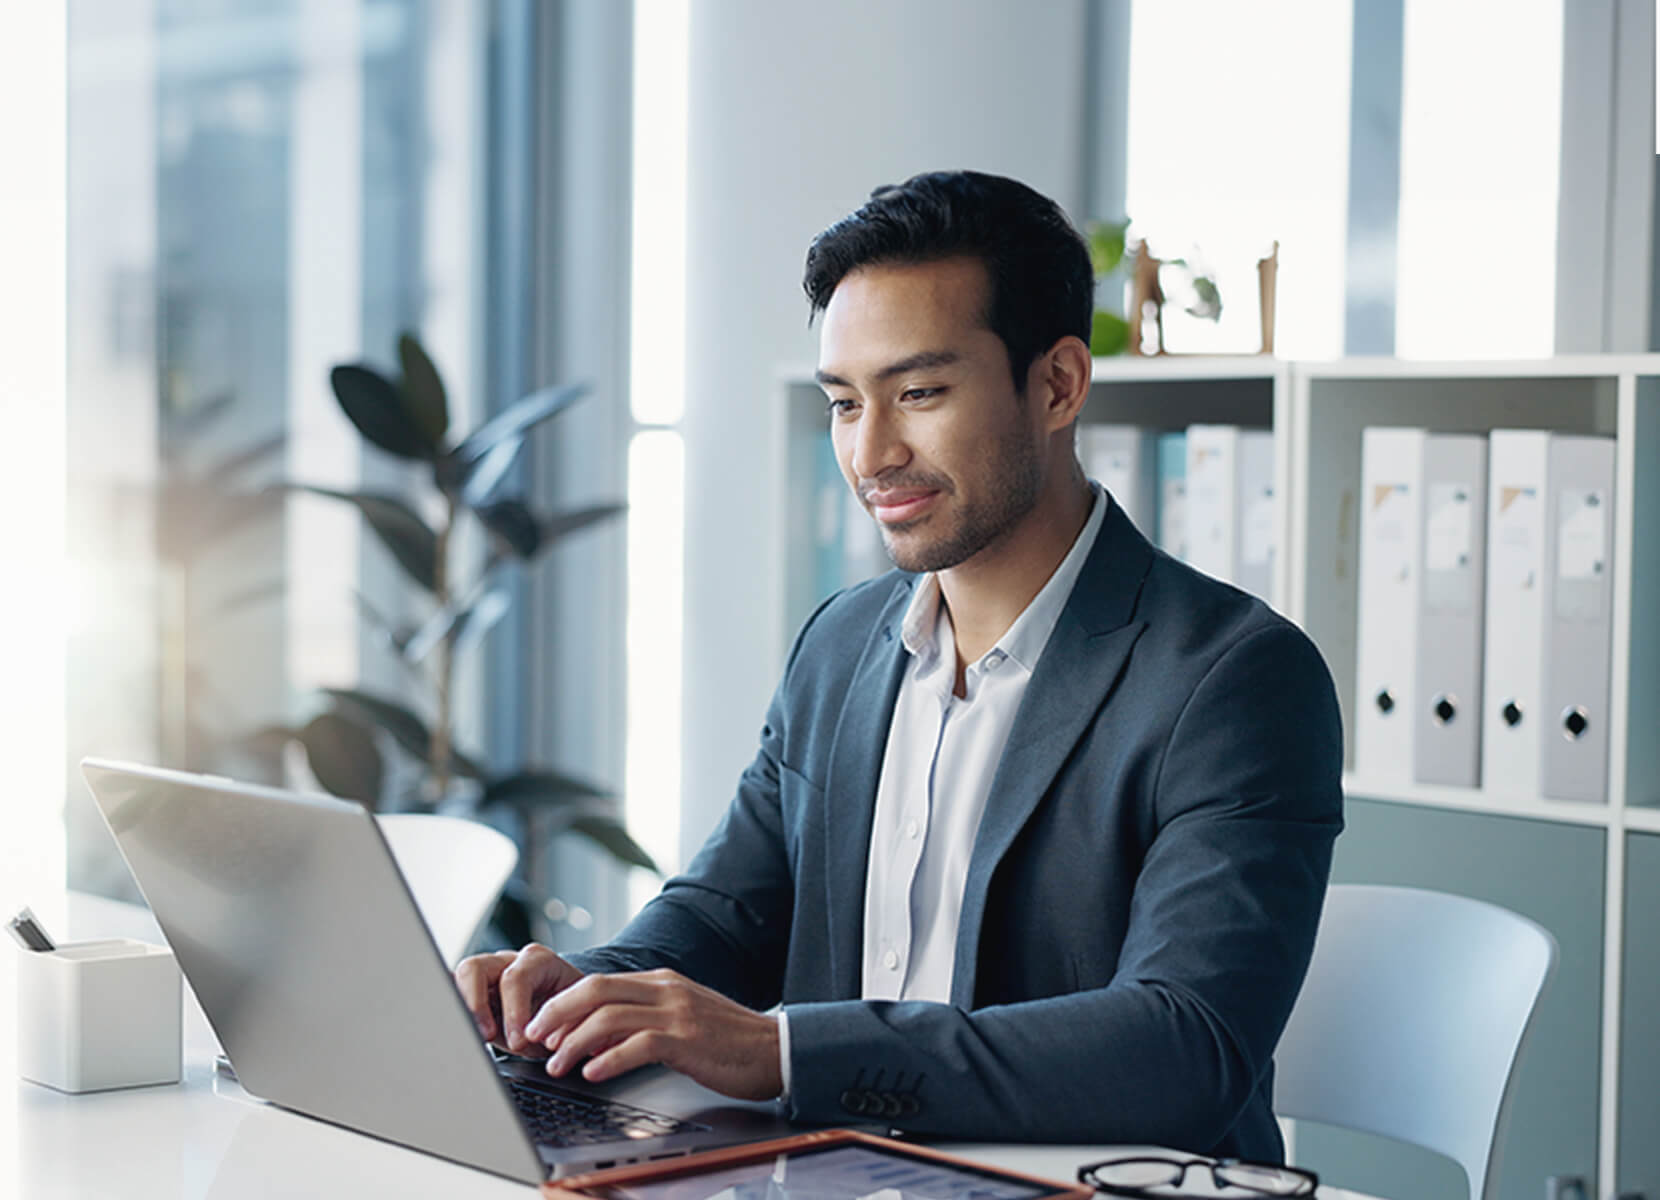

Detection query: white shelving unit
xmin=778 ymin=353 xmax=1660 ymax=1200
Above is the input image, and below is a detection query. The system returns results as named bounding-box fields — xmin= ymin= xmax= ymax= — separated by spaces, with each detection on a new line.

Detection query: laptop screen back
xmin=80 ymin=759 xmax=546 ymax=1184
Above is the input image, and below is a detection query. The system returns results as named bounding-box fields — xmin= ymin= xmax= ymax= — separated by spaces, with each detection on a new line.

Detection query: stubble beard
xmin=876 ymin=426 xmax=1044 ymax=574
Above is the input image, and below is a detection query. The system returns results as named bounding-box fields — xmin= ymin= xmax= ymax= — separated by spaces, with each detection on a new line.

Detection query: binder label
xmin=1491 ymin=484 xmax=1540 ymax=590
xmin=1557 ymin=489 xmax=1607 ymax=581
xmin=1425 ymin=482 xmax=1475 ymax=572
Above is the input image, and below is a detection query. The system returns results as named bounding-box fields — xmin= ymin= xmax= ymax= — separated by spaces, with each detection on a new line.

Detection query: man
xmin=457 ymin=170 xmax=1343 ymax=1160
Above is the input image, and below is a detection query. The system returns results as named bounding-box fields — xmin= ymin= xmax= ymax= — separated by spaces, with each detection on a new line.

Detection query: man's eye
xmin=825 ymin=396 xmax=858 ymax=417
xmin=902 ymin=387 xmax=942 ymax=402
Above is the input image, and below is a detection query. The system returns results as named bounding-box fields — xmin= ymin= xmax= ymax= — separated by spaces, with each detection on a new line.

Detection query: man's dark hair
xmin=802 ymin=170 xmax=1094 ymax=387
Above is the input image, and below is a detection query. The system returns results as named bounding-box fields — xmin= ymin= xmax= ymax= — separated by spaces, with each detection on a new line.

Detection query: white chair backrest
xmin=377 ymin=814 xmax=518 ymax=967
xmin=1274 ymin=884 xmax=1557 ymax=1200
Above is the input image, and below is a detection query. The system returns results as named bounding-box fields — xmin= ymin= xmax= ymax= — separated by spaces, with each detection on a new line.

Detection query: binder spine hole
xmin=1561 ymin=707 xmax=1590 ymax=740
xmin=1375 ymin=689 xmax=1396 ymax=715
xmin=1502 ymin=701 xmax=1524 ymax=728
xmin=1433 ymin=696 xmax=1458 ymax=724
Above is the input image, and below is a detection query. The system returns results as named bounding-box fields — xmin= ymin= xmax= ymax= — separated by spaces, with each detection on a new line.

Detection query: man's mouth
xmin=863 ymin=488 xmax=939 ymax=525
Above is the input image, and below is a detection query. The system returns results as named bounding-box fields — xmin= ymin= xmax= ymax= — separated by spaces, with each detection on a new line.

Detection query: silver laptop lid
xmin=80 ymin=758 xmax=547 ymax=1185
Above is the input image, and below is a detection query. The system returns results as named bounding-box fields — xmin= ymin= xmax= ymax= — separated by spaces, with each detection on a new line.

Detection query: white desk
xmin=3 ymin=894 xmax=1384 ymax=1199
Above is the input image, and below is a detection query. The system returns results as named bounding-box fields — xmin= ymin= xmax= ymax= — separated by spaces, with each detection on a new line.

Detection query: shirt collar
xmin=899 ymin=483 xmax=1109 ymax=673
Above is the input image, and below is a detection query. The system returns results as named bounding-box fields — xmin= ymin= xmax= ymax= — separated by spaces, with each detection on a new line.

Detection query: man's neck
xmin=937 ymin=475 xmax=1094 ymax=694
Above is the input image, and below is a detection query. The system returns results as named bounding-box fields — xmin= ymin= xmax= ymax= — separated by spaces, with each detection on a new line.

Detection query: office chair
xmin=1274 ymin=883 xmax=1557 ymax=1200
xmin=377 ymin=813 xmax=519 ymax=966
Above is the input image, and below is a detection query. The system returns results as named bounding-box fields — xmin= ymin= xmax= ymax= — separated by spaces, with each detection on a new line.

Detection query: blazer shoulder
xmin=1138 ymin=547 xmax=1328 ymax=679
xmin=782 ymin=569 xmax=911 ymax=672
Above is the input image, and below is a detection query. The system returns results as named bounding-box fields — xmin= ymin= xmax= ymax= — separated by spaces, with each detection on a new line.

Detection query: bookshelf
xmin=777 ymin=353 xmax=1660 ymax=1200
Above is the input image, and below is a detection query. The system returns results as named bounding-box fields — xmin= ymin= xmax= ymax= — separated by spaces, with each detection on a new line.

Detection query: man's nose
xmin=851 ymin=405 xmax=909 ymax=480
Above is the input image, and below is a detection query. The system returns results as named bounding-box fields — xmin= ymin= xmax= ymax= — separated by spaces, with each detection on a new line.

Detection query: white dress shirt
xmin=776 ymin=485 xmax=1107 ymax=1095
xmin=861 ymin=484 xmax=1107 ymax=1002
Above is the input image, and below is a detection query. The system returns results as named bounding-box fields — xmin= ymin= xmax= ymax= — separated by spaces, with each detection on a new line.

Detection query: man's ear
xmin=1036 ymin=335 xmax=1093 ymax=433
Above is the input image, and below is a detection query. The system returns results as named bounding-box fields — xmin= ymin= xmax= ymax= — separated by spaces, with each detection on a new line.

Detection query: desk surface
xmin=3 ymin=894 xmax=1384 ymax=1199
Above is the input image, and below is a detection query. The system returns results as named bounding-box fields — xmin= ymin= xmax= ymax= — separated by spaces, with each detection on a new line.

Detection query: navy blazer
xmin=569 ymin=499 xmax=1344 ymax=1159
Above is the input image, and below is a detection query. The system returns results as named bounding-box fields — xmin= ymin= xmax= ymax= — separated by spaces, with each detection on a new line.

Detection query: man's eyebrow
xmin=814 ymin=350 xmax=962 ymax=388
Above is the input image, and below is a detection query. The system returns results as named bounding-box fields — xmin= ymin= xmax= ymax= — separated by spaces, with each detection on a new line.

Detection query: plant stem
xmin=431 ymin=494 xmax=457 ymax=801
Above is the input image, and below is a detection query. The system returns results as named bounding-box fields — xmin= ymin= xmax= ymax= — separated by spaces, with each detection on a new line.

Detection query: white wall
xmin=677 ymin=0 xmax=1093 ymax=862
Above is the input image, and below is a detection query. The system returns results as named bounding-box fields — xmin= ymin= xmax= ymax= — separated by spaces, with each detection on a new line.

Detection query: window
xmin=64 ymin=0 xmax=487 ymax=895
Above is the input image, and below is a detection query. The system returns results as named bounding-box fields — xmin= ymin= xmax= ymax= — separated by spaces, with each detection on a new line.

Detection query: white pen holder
xmin=16 ymin=938 xmax=182 ymax=1093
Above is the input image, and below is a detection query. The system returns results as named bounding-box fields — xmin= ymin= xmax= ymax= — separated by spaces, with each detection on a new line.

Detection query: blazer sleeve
xmin=782 ymin=622 xmax=1344 ymax=1152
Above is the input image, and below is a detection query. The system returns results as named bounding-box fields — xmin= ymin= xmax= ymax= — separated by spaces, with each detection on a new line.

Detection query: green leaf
xmin=475 ymin=499 xmax=544 ymax=558
xmin=329 ymin=364 xmax=439 ymax=460
xmin=397 ymin=332 xmax=450 ymax=448
xmin=403 ymin=587 xmax=511 ymax=663
xmin=1186 ymin=275 xmax=1222 ymax=322
xmin=566 ymin=814 xmax=658 ymax=874
xmin=321 ymin=687 xmax=487 ymax=780
xmin=481 ymin=769 xmax=611 ymax=810
xmin=458 ymin=437 xmax=525 ymax=507
xmin=1090 ymin=310 xmax=1130 ymax=357
xmin=450 ymin=383 xmax=588 ymax=470
xmin=297 ymin=711 xmax=384 ymax=807
xmin=1087 ymin=218 xmax=1130 ymax=276
xmin=294 ymin=485 xmax=439 ymax=592
xmin=535 ymin=503 xmax=626 ymax=552
xmin=450 ymin=588 xmax=511 ymax=657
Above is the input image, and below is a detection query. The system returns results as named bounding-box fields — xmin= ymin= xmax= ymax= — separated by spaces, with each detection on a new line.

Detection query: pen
xmin=6 ymin=906 xmax=57 ymax=952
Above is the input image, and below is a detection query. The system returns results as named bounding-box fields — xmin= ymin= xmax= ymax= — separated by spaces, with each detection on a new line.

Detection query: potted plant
xmin=260 ymin=332 xmax=653 ymax=947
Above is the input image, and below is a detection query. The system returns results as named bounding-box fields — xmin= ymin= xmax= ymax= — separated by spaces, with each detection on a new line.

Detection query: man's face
xmin=815 ymin=257 xmax=1044 ymax=575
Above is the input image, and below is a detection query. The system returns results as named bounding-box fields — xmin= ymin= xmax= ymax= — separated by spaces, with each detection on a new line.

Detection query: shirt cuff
xmin=775 ymin=1008 xmax=793 ymax=1103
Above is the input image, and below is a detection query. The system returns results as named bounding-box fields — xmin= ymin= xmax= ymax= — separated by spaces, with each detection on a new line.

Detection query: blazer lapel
xmin=950 ymin=503 xmax=1154 ymax=1007
xmin=821 ymin=577 xmax=913 ymax=999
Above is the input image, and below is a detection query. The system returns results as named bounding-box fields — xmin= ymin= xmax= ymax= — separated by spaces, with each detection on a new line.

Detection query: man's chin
xmin=882 ymin=528 xmax=967 ymax=575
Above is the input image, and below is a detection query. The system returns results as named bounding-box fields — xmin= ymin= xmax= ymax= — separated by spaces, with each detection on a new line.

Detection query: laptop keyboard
xmin=505 ymin=1077 xmax=707 ymax=1147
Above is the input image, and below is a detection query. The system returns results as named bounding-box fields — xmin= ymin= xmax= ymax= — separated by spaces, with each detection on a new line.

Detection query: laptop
xmin=79 ymin=758 xmax=798 ymax=1184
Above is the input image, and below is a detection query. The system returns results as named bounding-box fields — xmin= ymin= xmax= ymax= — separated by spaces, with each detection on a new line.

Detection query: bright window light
xmin=630 ymin=0 xmax=688 ymax=425
xmin=1395 ymin=0 xmax=1561 ymax=358
xmin=626 ymin=0 xmax=690 ymax=901
xmin=625 ymin=430 xmax=685 ymax=905
xmin=0 ymin=1 xmax=68 ymax=914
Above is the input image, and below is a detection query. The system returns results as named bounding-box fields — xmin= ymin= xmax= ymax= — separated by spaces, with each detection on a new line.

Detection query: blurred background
xmin=42 ymin=0 xmax=1613 ymax=938
xmin=5 ymin=3 xmax=1658 ymax=1198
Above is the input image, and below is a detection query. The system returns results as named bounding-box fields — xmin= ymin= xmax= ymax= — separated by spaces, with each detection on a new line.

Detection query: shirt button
xmin=985 ymin=652 xmax=1005 ymax=671
xmin=883 ymin=950 xmax=899 ymax=971
xmin=905 ymin=819 xmax=920 ymax=839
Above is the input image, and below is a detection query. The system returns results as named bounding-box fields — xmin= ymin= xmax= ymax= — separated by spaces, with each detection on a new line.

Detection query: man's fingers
xmin=499 ymin=945 xmax=576 ymax=1052
xmin=580 ymin=1029 xmax=672 ymax=1084
xmin=545 ymin=1002 xmax=663 ymax=1077
xmin=453 ymin=950 xmax=517 ymax=1042
xmin=526 ymin=971 xmax=670 ymax=1042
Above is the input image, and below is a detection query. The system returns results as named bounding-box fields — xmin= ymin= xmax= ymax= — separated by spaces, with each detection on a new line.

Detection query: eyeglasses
xmin=1077 ymin=1154 xmax=1319 ymax=1197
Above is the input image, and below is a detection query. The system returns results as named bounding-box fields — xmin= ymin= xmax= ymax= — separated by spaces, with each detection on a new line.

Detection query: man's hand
xmin=523 ymin=968 xmax=783 ymax=1102
xmin=454 ymin=944 xmax=586 ymax=1056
